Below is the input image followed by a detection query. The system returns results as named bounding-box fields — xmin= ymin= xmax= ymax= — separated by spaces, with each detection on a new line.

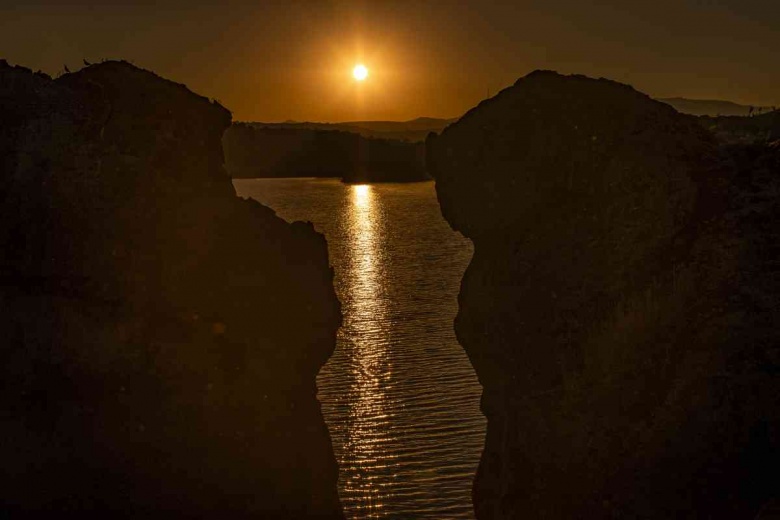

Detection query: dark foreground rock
xmin=0 ymin=60 xmax=343 ymax=518
xmin=428 ymin=70 xmax=779 ymax=518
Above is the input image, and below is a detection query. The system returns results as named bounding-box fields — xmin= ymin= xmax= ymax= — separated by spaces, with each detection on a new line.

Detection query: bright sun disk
xmin=353 ymin=64 xmax=368 ymax=81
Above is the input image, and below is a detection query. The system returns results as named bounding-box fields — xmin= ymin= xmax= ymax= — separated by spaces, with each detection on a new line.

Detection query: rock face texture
xmin=427 ymin=71 xmax=779 ymax=518
xmin=0 ymin=60 xmax=343 ymax=518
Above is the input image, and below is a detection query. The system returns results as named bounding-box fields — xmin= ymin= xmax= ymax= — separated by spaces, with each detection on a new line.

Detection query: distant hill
xmin=250 ymin=101 xmax=780 ymax=137
xmin=238 ymin=98 xmax=776 ymax=146
xmin=239 ymin=117 xmax=458 ymax=143
xmin=658 ymin=97 xmax=775 ymax=117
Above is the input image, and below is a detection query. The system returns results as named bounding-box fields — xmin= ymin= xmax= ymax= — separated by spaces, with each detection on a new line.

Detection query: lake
xmin=234 ymin=178 xmax=484 ymax=519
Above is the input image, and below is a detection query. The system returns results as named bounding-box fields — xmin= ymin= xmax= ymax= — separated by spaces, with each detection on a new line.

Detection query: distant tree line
xmin=223 ymin=124 xmax=429 ymax=183
xmin=700 ymin=108 xmax=780 ymax=144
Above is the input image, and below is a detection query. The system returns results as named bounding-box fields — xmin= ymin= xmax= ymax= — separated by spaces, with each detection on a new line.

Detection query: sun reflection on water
xmin=354 ymin=184 xmax=370 ymax=207
xmin=340 ymin=184 xmax=393 ymax=517
xmin=233 ymin=179 xmax=484 ymax=519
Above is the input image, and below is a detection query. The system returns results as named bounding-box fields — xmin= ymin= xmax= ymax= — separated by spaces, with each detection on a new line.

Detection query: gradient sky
xmin=2 ymin=0 xmax=778 ymax=122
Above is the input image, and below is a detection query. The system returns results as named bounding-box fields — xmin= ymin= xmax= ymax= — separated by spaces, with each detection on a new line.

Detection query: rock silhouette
xmin=428 ymin=70 xmax=779 ymax=518
xmin=224 ymin=123 xmax=429 ymax=182
xmin=0 ymin=60 xmax=343 ymax=518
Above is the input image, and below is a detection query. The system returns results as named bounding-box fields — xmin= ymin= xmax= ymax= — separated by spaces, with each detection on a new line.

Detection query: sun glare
xmin=353 ymin=64 xmax=368 ymax=81
xmin=354 ymin=184 xmax=370 ymax=206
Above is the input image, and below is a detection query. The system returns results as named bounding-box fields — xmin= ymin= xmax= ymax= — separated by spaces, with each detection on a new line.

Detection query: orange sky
xmin=2 ymin=0 xmax=778 ymax=122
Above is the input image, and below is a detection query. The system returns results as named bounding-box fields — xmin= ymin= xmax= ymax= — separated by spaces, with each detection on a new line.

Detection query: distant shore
xmin=223 ymin=123 xmax=431 ymax=183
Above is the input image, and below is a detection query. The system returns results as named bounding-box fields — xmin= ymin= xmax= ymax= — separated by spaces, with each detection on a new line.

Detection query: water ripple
xmin=234 ymin=179 xmax=484 ymax=519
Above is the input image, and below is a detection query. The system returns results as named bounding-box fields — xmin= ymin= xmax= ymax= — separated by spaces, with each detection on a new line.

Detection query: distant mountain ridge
xmin=241 ymin=98 xmax=776 ymax=140
xmin=659 ymin=97 xmax=775 ymax=117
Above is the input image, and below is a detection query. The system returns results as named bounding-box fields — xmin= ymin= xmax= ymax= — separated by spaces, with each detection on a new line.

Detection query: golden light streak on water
xmin=354 ymin=184 xmax=370 ymax=207
xmin=234 ymin=179 xmax=484 ymax=519
xmin=341 ymin=183 xmax=392 ymax=517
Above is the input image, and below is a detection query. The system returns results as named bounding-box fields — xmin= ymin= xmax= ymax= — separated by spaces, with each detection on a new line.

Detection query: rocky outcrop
xmin=224 ymin=124 xmax=429 ymax=182
xmin=428 ymin=71 xmax=779 ymax=518
xmin=0 ymin=60 xmax=343 ymax=518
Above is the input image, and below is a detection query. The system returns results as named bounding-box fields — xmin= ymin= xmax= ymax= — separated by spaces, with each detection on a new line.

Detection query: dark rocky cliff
xmin=0 ymin=60 xmax=343 ymax=518
xmin=427 ymin=70 xmax=779 ymax=518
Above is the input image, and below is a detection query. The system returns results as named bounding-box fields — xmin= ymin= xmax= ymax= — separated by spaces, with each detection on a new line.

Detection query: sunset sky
xmin=2 ymin=0 xmax=778 ymax=122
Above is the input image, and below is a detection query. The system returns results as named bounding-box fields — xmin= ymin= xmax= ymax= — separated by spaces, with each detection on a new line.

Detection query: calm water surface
xmin=234 ymin=178 xmax=484 ymax=519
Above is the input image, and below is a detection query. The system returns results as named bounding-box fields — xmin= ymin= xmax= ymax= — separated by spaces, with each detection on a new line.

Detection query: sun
xmin=353 ymin=64 xmax=368 ymax=81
